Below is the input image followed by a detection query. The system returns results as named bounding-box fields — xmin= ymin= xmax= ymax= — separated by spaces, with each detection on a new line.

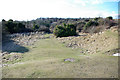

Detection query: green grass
xmin=2 ymin=34 xmax=118 ymax=78
xmin=105 ymin=29 xmax=118 ymax=37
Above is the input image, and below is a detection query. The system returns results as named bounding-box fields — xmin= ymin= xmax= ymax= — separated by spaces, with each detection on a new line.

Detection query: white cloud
xmin=73 ymin=0 xmax=89 ymax=6
xmin=0 ymin=0 xmax=118 ymax=21
xmin=73 ymin=0 xmax=119 ymax=6
xmin=91 ymin=0 xmax=103 ymax=4
xmin=0 ymin=0 xmax=66 ymax=20
xmin=108 ymin=0 xmax=120 ymax=2
xmin=92 ymin=11 xmax=118 ymax=18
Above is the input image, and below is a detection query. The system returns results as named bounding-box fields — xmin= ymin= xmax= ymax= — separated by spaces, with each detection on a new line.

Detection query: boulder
xmin=64 ymin=58 xmax=75 ymax=62
xmin=113 ymin=53 xmax=120 ymax=56
xmin=2 ymin=52 xmax=9 ymax=56
xmin=68 ymin=43 xmax=72 ymax=47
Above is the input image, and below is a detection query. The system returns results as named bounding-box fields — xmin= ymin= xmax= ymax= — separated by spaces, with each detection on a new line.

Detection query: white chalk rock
xmin=113 ymin=53 xmax=120 ymax=56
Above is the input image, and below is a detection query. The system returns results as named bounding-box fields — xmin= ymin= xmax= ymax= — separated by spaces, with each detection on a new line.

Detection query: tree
xmin=106 ymin=16 xmax=113 ymax=20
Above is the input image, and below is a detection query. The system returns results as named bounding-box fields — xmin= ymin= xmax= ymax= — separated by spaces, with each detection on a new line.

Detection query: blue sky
xmin=0 ymin=0 xmax=119 ymax=21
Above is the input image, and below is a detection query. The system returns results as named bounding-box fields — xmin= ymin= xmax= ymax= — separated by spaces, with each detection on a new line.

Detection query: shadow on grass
xmin=2 ymin=39 xmax=29 ymax=53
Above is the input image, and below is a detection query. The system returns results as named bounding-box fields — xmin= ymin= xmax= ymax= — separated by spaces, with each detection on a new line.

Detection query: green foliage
xmin=3 ymin=19 xmax=26 ymax=33
xmin=8 ymin=19 xmax=13 ymax=22
xmin=2 ymin=17 xmax=117 ymax=34
xmin=94 ymin=17 xmax=99 ymax=21
xmin=83 ymin=20 xmax=99 ymax=31
xmin=105 ymin=16 xmax=116 ymax=27
xmin=106 ymin=16 xmax=113 ymax=20
xmin=33 ymin=24 xmax=39 ymax=30
xmin=53 ymin=23 xmax=76 ymax=37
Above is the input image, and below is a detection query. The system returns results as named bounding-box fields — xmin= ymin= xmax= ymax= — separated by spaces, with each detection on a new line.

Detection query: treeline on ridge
xmin=2 ymin=16 xmax=117 ymax=37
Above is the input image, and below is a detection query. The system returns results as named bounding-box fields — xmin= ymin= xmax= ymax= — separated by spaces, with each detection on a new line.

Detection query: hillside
xmin=57 ymin=26 xmax=118 ymax=55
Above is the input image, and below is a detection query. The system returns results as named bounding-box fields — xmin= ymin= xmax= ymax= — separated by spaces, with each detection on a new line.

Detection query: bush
xmin=2 ymin=19 xmax=26 ymax=34
xmin=3 ymin=19 xmax=26 ymax=33
xmin=106 ymin=16 xmax=113 ymax=20
xmin=98 ymin=18 xmax=105 ymax=25
xmin=53 ymin=23 xmax=76 ymax=37
xmin=2 ymin=19 xmax=9 ymax=35
xmin=83 ymin=20 xmax=99 ymax=31
xmin=76 ymin=22 xmax=86 ymax=32
xmin=33 ymin=24 xmax=39 ymax=30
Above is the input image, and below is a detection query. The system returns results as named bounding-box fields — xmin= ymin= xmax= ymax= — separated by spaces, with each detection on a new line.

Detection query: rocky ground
xmin=57 ymin=26 xmax=118 ymax=55
xmin=2 ymin=32 xmax=54 ymax=52
xmin=2 ymin=32 xmax=54 ymax=65
xmin=4 ymin=32 xmax=53 ymax=46
xmin=1 ymin=26 xmax=118 ymax=67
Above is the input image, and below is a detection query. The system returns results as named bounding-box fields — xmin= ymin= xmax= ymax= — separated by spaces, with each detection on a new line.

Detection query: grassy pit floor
xmin=2 ymin=35 xmax=118 ymax=78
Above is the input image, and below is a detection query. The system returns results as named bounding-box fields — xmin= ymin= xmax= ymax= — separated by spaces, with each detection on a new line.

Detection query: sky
xmin=0 ymin=0 xmax=119 ymax=21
